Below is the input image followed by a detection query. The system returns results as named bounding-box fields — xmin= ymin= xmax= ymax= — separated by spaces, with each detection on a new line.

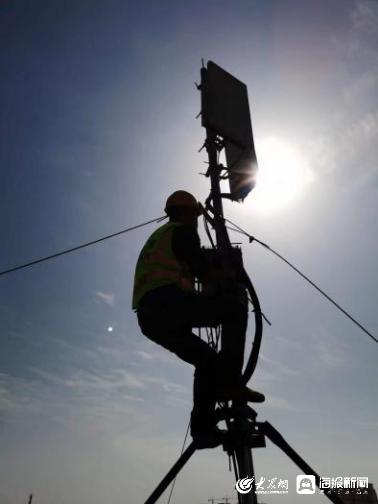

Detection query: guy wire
xmin=0 ymin=216 xmax=167 ymax=277
xmin=225 ymin=218 xmax=377 ymax=344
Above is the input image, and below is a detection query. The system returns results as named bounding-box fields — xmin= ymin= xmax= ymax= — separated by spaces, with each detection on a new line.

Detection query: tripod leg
xmin=144 ymin=442 xmax=196 ymax=504
xmin=263 ymin=422 xmax=344 ymax=504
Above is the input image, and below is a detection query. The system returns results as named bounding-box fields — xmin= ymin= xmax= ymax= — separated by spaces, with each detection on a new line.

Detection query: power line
xmin=0 ymin=216 xmax=166 ymax=277
xmin=225 ymin=218 xmax=377 ymax=344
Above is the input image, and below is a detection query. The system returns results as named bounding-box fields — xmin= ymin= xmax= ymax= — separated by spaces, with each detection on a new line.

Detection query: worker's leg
xmin=175 ymin=285 xmax=249 ymax=388
xmin=137 ymin=287 xmax=220 ymax=435
xmin=137 ymin=285 xmax=248 ymax=432
xmin=146 ymin=327 xmax=218 ymax=434
xmin=181 ymin=285 xmax=265 ymax=404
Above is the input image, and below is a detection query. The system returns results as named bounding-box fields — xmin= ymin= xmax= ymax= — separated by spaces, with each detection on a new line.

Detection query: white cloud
xmin=95 ymin=290 xmax=115 ymax=307
xmin=29 ymin=368 xmax=77 ymax=387
xmin=31 ymin=367 xmax=146 ymax=393
xmin=143 ymin=375 xmax=189 ymax=394
xmin=342 ymin=0 xmax=378 ymax=63
xmin=263 ymin=395 xmax=298 ymax=412
xmin=312 ymin=0 xmax=378 ymax=188
xmin=135 ymin=350 xmax=155 ymax=360
xmin=0 ymin=373 xmax=51 ymax=415
xmin=0 ymin=370 xmax=148 ymax=433
xmin=341 ymin=109 xmax=378 ymax=152
xmin=341 ymin=71 xmax=377 ymax=102
xmin=307 ymin=108 xmax=378 ymax=187
xmin=165 ymin=394 xmax=191 ymax=409
xmin=304 ymin=327 xmax=350 ymax=371
xmin=29 ymin=367 xmax=189 ymax=400
xmin=316 ymin=339 xmax=348 ymax=369
xmin=0 ymin=493 xmax=14 ymax=504
xmin=134 ymin=348 xmax=178 ymax=365
xmin=259 ymin=354 xmax=299 ymax=377
xmin=0 ymin=383 xmax=14 ymax=412
xmin=351 ymin=0 xmax=378 ymax=34
xmin=351 ymin=418 xmax=378 ymax=429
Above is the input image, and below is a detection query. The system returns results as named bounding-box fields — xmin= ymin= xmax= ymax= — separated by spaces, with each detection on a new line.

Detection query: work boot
xmin=215 ymin=385 xmax=265 ymax=403
xmin=192 ymin=426 xmax=227 ymax=449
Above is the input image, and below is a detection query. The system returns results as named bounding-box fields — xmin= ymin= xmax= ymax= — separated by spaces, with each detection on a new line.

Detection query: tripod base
xmin=144 ymin=405 xmax=345 ymax=504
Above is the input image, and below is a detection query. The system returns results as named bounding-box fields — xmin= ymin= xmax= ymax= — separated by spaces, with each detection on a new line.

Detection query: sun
xmin=246 ymin=137 xmax=314 ymax=214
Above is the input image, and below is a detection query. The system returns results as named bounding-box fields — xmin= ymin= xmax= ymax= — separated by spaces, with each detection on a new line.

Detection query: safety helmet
xmin=165 ymin=190 xmax=201 ymax=215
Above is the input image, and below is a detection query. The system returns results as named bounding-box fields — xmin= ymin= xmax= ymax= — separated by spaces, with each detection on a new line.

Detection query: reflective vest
xmin=132 ymin=221 xmax=195 ymax=309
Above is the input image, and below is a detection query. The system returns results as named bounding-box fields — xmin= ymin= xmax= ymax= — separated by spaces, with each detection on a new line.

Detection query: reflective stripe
xmin=136 ymin=270 xmax=194 ymax=291
xmin=132 ymin=222 xmax=195 ymax=309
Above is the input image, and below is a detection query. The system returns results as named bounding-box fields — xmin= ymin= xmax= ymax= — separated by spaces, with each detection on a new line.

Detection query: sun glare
xmin=247 ymin=137 xmax=314 ymax=214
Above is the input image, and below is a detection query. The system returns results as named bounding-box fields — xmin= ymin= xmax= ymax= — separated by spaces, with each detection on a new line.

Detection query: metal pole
xmin=235 ymin=442 xmax=257 ymax=504
xmin=206 ymin=129 xmax=232 ymax=263
xmin=205 ymin=129 xmax=257 ymax=504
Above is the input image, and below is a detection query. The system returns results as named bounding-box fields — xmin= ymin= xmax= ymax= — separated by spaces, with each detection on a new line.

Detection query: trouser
xmin=136 ymin=284 xmax=248 ymax=435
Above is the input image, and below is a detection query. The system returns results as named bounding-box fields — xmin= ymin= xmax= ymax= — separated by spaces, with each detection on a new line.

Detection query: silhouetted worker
xmin=132 ymin=190 xmax=264 ymax=448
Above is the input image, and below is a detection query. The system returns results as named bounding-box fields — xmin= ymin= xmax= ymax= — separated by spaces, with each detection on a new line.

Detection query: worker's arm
xmin=172 ymin=225 xmax=210 ymax=281
xmin=172 ymin=226 xmax=235 ymax=294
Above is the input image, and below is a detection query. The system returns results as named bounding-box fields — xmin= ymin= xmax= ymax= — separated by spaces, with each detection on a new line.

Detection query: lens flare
xmin=247 ymin=137 xmax=314 ymax=214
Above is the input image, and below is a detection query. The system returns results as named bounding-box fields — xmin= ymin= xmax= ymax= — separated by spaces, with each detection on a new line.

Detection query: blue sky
xmin=0 ymin=1 xmax=377 ymax=503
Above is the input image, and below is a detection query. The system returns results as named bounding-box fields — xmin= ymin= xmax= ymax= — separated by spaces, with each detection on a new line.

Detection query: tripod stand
xmin=144 ymin=403 xmax=344 ymax=504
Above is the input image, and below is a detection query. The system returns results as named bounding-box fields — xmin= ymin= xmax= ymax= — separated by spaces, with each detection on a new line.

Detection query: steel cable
xmin=225 ymin=218 xmax=377 ymax=344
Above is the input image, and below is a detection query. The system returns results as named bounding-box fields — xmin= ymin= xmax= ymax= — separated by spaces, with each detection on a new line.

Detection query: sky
xmin=0 ymin=1 xmax=377 ymax=503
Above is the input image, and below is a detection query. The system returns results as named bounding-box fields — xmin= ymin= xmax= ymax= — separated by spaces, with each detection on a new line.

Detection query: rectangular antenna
xmin=201 ymin=60 xmax=258 ymax=200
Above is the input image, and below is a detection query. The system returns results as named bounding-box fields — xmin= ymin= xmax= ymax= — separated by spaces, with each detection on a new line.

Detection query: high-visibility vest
xmin=132 ymin=221 xmax=195 ymax=309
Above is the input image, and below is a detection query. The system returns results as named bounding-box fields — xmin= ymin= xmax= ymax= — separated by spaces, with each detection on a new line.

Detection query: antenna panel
xmin=201 ymin=61 xmax=258 ymax=200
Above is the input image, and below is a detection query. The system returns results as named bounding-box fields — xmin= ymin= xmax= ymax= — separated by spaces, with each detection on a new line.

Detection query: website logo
xmin=297 ymin=475 xmax=316 ymax=494
xmin=236 ymin=476 xmax=289 ymax=495
xmin=235 ymin=477 xmax=254 ymax=494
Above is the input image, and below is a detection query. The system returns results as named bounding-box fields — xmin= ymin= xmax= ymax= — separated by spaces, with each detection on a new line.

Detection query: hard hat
xmin=165 ymin=190 xmax=201 ymax=215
